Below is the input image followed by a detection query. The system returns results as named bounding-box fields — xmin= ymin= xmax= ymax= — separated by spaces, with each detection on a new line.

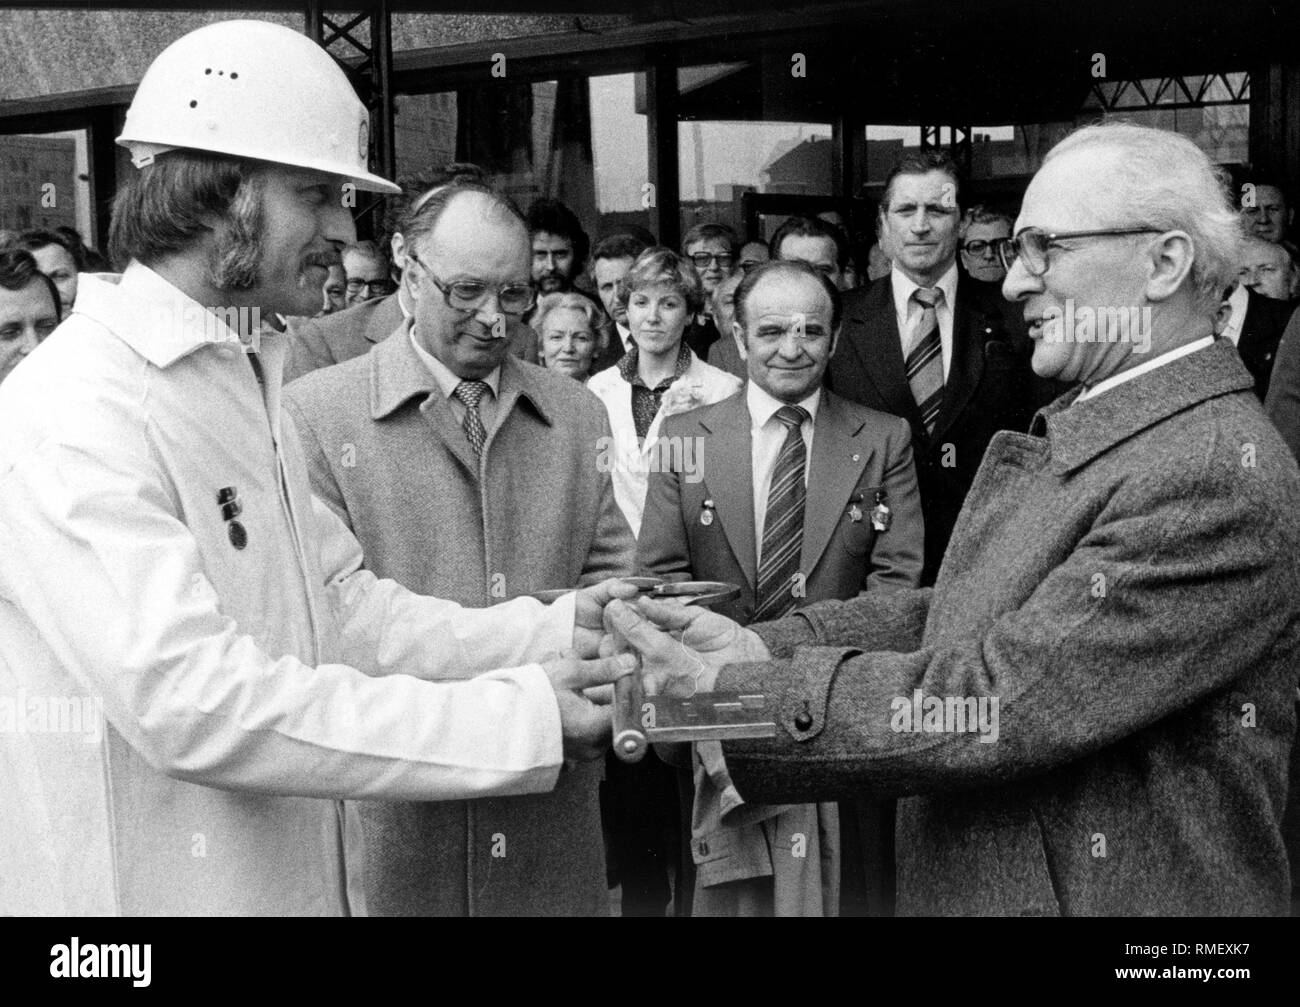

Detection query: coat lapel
xmin=366 ymin=293 xmax=405 ymax=345
xmin=801 ymin=391 xmax=869 ymax=574
xmin=369 ymin=328 xmax=479 ymax=478
xmin=700 ymin=395 xmax=758 ymax=589
xmin=931 ymin=279 xmax=989 ymax=442
xmin=847 ymin=278 xmax=917 ymax=422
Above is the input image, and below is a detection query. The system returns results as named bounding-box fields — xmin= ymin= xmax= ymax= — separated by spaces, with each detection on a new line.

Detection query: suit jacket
xmin=706 ymin=329 xmax=749 ymax=382
xmin=286 ymin=293 xmax=539 ymax=385
xmin=685 ymin=315 xmax=721 ymax=362
xmin=638 ymin=387 xmax=924 ymax=916
xmin=283 ymin=335 xmax=635 ymax=916
xmin=723 ymin=340 xmax=1300 ymax=916
xmin=1237 ymin=288 xmax=1295 ymax=401
xmin=591 ymin=326 xmax=628 ymax=376
xmin=284 ymin=293 xmax=404 ymax=384
xmin=826 ymin=273 xmax=1039 ymax=585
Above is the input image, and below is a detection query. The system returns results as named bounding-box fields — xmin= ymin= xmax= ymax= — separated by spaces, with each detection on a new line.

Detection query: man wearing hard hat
xmin=0 ymin=20 xmax=634 ymax=915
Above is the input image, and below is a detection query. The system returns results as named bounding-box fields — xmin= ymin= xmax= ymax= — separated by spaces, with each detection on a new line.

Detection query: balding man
xmin=611 ymin=122 xmax=1300 ymax=916
xmin=284 ymin=178 xmax=634 ymax=916
xmin=1219 ymin=236 xmax=1296 ymax=400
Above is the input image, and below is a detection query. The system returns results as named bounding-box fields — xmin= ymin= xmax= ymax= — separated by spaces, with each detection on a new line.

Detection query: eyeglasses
xmin=406 ymin=251 xmax=536 ymax=315
xmin=345 ymin=278 xmax=395 ymax=296
xmin=689 ymin=252 xmax=735 ymax=271
xmin=960 ymin=239 xmax=1002 ymax=257
xmin=996 ymin=227 xmax=1164 ymax=277
xmin=739 ymin=259 xmax=766 ymax=275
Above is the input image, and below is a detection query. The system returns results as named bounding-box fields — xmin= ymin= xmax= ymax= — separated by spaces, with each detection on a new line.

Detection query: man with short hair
xmin=284 ymin=179 xmax=635 ymax=916
xmin=1241 ymin=178 xmax=1292 ymax=244
xmin=703 ymin=270 xmax=747 ymax=381
xmin=588 ymin=231 xmax=650 ymax=374
xmin=14 ymin=228 xmax=81 ymax=314
xmin=1237 ymin=234 xmax=1296 ymax=302
xmin=616 ymin=122 xmax=1300 ymax=917
xmin=341 ymin=240 xmax=392 ymax=307
xmin=0 ymin=20 xmax=633 ymax=917
xmin=321 ymin=262 xmax=347 ymax=314
xmin=528 ymin=197 xmax=588 ymax=295
xmin=638 ymin=259 xmax=923 ymax=916
xmin=681 ymin=222 xmax=738 ymax=360
xmin=770 ymin=215 xmax=848 ymax=289
xmin=0 ymin=248 xmax=61 ymax=384
xmin=738 ymin=239 xmax=770 ymax=273
xmin=958 ymin=206 xmax=1014 ymax=285
xmin=283 ymin=164 xmax=535 ymax=383
xmin=827 ymin=148 xmax=1039 ymax=585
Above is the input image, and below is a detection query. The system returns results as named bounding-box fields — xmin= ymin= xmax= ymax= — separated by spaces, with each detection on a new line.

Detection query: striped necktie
xmin=905 ymin=286 xmax=944 ymax=434
xmin=753 ymin=404 xmax=810 ymax=622
xmin=453 ymin=379 xmax=491 ymax=456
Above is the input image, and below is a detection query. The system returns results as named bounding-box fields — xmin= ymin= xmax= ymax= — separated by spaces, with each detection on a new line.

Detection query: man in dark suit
xmin=826 ymin=149 xmax=1038 ymax=585
xmin=588 ymin=231 xmax=650 ymax=375
xmin=1219 ymin=280 xmax=1295 ymax=402
xmin=638 ymin=260 xmax=923 ymax=915
xmin=615 ymin=121 xmax=1300 ymax=917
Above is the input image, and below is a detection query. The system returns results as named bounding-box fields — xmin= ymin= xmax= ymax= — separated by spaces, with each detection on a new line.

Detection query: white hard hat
xmin=117 ymin=19 xmax=400 ymax=194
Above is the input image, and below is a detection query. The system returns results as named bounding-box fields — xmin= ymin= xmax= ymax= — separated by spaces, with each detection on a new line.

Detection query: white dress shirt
xmin=748 ymin=381 xmax=821 ymax=555
xmin=1075 ymin=336 xmax=1216 ymax=403
xmin=410 ymin=326 xmax=502 ymax=430
xmin=1218 ymin=284 xmax=1249 ymax=347
xmin=891 ymin=262 xmax=959 ymax=381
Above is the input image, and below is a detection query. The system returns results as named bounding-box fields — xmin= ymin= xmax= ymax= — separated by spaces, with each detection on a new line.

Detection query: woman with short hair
xmin=588 ymin=247 xmax=742 ymax=536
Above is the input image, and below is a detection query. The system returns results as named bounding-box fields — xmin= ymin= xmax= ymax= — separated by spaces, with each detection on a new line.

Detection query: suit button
xmin=794 ymin=711 xmax=814 ymax=731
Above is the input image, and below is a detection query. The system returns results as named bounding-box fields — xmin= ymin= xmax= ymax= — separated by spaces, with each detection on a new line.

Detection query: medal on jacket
xmin=871 ymin=490 xmax=891 ymax=532
xmin=218 ymin=486 xmax=247 ymax=549
xmin=700 ymin=499 xmax=715 ymax=526
xmin=847 ymin=490 xmax=864 ymax=524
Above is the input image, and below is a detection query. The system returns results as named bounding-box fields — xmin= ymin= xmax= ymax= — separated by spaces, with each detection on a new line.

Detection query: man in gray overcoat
xmin=609 ymin=122 xmax=1300 ymax=916
xmin=286 ymin=180 xmax=634 ymax=915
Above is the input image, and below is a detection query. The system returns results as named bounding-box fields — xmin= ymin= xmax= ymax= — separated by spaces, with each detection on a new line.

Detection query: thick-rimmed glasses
xmin=345 ymin=278 xmax=395 ymax=297
xmin=406 ymin=251 xmax=536 ymax=315
xmin=960 ymin=239 xmax=1002 ymax=257
xmin=689 ymin=252 xmax=735 ymax=271
xmin=996 ymin=227 xmax=1164 ymax=277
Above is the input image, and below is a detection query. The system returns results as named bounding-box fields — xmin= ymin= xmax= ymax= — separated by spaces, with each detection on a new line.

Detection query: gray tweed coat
xmin=720 ymin=339 xmax=1300 ymax=916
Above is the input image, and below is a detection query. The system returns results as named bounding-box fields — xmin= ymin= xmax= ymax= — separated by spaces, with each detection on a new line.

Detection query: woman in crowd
xmin=588 ymin=247 xmax=742 ymax=536
xmin=533 ymin=291 xmax=605 ymax=382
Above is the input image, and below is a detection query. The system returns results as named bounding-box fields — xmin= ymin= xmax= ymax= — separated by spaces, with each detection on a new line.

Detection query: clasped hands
xmin=546 ymin=578 xmax=770 ymax=760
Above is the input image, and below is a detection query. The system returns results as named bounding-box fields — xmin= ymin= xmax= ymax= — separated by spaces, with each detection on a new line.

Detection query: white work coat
xmin=0 ymin=264 xmax=577 ymax=916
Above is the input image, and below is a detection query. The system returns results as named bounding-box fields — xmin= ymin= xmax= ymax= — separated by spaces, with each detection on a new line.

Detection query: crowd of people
xmin=2 ymin=19 xmax=1299 ymax=918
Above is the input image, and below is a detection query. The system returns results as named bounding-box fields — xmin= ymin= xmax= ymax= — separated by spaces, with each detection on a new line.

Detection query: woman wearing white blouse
xmin=589 ymin=247 xmax=742 ymax=537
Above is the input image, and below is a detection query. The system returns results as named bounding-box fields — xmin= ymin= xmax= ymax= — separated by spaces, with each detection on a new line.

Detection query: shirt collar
xmin=891 ymin=261 xmax=959 ymax=320
xmin=1075 ymin=336 xmax=1215 ymax=403
xmin=1035 ymin=339 xmax=1251 ymax=474
xmin=1219 ymin=283 xmax=1249 ymax=344
xmin=617 ymin=340 xmax=693 ymax=388
xmin=746 ymin=379 xmax=821 ymax=431
xmin=77 ymin=261 xmax=268 ymax=369
xmin=408 ymin=325 xmax=501 ymax=400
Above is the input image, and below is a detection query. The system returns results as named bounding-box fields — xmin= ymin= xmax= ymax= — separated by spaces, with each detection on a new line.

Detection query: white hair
xmin=531 ymin=291 xmax=608 ymax=353
xmin=1044 ymin=122 xmax=1242 ymax=313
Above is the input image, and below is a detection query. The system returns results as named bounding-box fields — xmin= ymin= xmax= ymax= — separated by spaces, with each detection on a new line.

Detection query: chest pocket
xmin=841 ymin=483 xmax=880 ymax=557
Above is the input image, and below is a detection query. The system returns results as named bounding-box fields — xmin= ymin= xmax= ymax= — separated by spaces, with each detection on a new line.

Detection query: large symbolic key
xmin=600 ymin=580 xmax=778 ymax=762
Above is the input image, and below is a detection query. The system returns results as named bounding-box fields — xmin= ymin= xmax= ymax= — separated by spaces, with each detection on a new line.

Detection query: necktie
xmin=905 ymin=286 xmax=944 ymax=434
xmin=753 ymin=405 xmax=809 ymax=622
xmin=453 ymin=380 xmax=491 ymax=456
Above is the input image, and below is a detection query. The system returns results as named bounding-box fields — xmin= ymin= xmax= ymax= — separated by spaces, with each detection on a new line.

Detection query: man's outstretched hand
xmin=542 ymin=652 xmax=637 ymax=762
xmin=572 ymin=578 xmax=644 ymax=658
xmin=603 ymin=597 xmax=772 ymax=698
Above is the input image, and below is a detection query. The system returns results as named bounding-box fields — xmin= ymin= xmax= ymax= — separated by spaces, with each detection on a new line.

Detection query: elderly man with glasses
xmin=283 ymin=178 xmax=635 ymax=917
xmin=609 ymin=122 xmax=1300 ymax=918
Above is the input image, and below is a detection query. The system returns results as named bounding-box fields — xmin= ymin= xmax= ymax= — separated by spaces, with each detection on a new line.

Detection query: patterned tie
xmin=453 ymin=380 xmax=491 ymax=456
xmin=905 ymin=286 xmax=944 ymax=434
xmin=753 ymin=405 xmax=809 ymax=622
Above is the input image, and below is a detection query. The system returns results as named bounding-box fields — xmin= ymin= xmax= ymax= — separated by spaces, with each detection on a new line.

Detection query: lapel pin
xmin=228 ymin=521 xmax=248 ymax=550
xmin=848 ymin=503 xmax=863 ymax=523
xmin=852 ymin=453 xmax=860 ymax=462
xmin=700 ymin=499 xmax=715 ymax=526
xmin=871 ymin=489 xmax=892 ymax=532
xmin=218 ymin=486 xmax=247 ymax=548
